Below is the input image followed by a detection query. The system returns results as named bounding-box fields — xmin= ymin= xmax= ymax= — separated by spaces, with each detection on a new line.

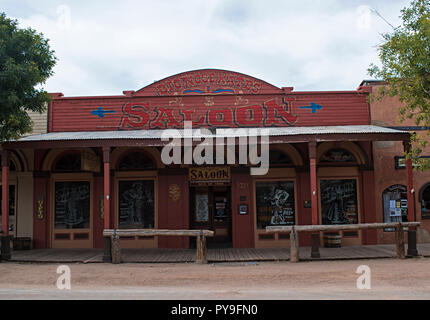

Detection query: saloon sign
xmin=189 ymin=167 xmax=231 ymax=185
xmin=119 ymin=97 xmax=298 ymax=130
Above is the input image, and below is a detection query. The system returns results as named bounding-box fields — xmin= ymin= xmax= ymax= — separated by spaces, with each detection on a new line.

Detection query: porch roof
xmin=3 ymin=125 xmax=410 ymax=149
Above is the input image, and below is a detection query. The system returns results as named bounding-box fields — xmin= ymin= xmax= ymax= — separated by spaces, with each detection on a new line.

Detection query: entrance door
xmin=190 ymin=186 xmax=231 ymax=247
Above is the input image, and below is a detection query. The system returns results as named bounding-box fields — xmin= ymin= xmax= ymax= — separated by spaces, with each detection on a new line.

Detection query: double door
xmin=190 ymin=186 xmax=231 ymax=247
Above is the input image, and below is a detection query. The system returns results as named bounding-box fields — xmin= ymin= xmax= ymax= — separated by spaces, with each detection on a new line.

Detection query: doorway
xmin=190 ymin=186 xmax=232 ymax=248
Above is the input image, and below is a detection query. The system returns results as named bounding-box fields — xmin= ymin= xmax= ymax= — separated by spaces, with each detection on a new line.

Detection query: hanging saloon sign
xmin=189 ymin=167 xmax=231 ymax=186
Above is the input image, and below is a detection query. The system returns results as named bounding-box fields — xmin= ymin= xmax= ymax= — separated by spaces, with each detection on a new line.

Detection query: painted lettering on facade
xmin=154 ymin=70 xmax=263 ymax=96
xmin=119 ymin=98 xmax=298 ymax=129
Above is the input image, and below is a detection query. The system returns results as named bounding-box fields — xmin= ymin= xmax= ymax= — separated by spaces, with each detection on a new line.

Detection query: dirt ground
xmin=0 ymin=257 xmax=429 ymax=299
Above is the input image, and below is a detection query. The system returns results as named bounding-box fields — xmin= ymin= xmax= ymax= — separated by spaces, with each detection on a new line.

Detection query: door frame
xmin=189 ymin=185 xmax=232 ymax=246
xmin=50 ymin=173 xmax=93 ymax=248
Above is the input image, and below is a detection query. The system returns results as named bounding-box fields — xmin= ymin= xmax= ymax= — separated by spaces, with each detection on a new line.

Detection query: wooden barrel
xmin=324 ymin=232 xmax=342 ymax=248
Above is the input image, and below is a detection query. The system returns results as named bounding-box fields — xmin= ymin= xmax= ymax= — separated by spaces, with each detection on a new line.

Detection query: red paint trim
xmin=309 ymin=158 xmax=318 ymax=225
xmin=103 ymin=162 xmax=110 ymax=230
xmin=406 ymin=158 xmax=415 ymax=224
xmin=2 ymin=164 xmax=9 ymax=235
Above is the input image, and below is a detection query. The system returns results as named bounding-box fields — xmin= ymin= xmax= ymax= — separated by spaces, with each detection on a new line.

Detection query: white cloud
xmin=3 ymin=0 xmax=411 ymax=96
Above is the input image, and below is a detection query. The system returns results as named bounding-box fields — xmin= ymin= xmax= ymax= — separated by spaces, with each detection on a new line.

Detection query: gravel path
xmin=0 ymin=257 xmax=429 ymax=299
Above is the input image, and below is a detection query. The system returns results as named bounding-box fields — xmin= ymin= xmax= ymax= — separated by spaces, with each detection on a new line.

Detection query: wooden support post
xmin=311 ymin=233 xmax=320 ymax=258
xmin=308 ymin=141 xmax=318 ymax=226
xmin=407 ymin=229 xmax=418 ymax=257
xmin=111 ymin=232 xmax=121 ymax=264
xmin=103 ymin=236 xmax=112 ymax=262
xmin=102 ymin=147 xmax=111 ymax=231
xmin=403 ymin=141 xmax=416 ymax=226
xmin=290 ymin=227 xmax=299 ymax=263
xmin=308 ymin=141 xmax=320 ymax=259
xmin=1 ymin=150 xmax=10 ymax=236
xmin=1 ymin=150 xmax=11 ymax=260
xmin=196 ymin=232 xmax=207 ymax=264
xmin=395 ymin=224 xmax=405 ymax=259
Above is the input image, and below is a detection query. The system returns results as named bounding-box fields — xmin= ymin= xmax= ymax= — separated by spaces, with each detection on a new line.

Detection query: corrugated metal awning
xmin=3 ymin=125 xmax=409 ymax=149
xmin=16 ymin=125 xmax=407 ymax=141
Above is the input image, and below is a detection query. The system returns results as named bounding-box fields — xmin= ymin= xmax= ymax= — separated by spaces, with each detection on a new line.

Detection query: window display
xmin=320 ymin=179 xmax=358 ymax=225
xmin=382 ymin=185 xmax=408 ymax=225
xmin=256 ymin=181 xmax=295 ymax=229
xmin=119 ymin=180 xmax=154 ymax=228
xmin=55 ymin=181 xmax=90 ymax=229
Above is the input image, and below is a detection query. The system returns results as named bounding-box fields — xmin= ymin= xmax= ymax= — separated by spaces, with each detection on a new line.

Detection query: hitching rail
xmin=266 ymin=222 xmax=421 ymax=262
xmin=103 ymin=229 xmax=215 ymax=264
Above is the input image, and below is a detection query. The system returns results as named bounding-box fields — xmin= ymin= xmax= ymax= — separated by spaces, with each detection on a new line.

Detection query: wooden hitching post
xmin=395 ymin=224 xmax=405 ymax=259
xmin=290 ymin=227 xmax=299 ymax=263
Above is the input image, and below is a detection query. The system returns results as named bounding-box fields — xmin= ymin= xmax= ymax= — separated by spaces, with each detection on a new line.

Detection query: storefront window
xmin=420 ymin=183 xmax=430 ymax=219
xmin=320 ymin=179 xmax=358 ymax=225
xmin=54 ymin=181 xmax=90 ymax=229
xmin=382 ymin=185 xmax=408 ymax=224
xmin=118 ymin=180 xmax=154 ymax=228
xmin=255 ymin=181 xmax=295 ymax=229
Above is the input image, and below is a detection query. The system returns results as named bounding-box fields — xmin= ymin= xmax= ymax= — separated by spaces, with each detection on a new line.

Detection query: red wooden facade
xmin=0 ymin=69 xmax=415 ymax=252
xmin=49 ymin=69 xmax=370 ymax=132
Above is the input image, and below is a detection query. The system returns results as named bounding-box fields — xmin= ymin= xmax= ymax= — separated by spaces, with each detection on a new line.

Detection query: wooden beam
xmin=103 ymin=229 xmax=214 ymax=237
xmin=266 ymin=222 xmax=420 ymax=233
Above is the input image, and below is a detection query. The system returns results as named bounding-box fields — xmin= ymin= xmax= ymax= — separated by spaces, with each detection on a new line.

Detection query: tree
xmin=368 ymin=0 xmax=430 ymax=170
xmin=0 ymin=12 xmax=56 ymax=142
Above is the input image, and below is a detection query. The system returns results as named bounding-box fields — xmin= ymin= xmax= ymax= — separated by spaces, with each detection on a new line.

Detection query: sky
xmin=1 ymin=0 xmax=412 ymax=97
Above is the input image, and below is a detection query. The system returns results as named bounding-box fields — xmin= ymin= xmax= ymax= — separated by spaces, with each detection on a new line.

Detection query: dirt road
xmin=0 ymin=257 xmax=429 ymax=299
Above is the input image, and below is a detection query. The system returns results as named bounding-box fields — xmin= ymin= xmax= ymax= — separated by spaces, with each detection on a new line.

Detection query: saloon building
xmin=0 ymin=69 xmax=427 ymax=254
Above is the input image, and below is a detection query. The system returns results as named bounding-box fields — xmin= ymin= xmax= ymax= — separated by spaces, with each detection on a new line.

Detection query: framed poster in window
xmin=118 ymin=180 xmax=154 ymax=228
xmin=54 ymin=181 xmax=90 ymax=229
xmin=255 ymin=181 xmax=295 ymax=229
xmin=320 ymin=179 xmax=358 ymax=225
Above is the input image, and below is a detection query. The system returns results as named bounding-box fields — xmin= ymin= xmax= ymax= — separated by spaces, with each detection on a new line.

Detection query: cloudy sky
xmin=2 ymin=0 xmax=411 ymax=97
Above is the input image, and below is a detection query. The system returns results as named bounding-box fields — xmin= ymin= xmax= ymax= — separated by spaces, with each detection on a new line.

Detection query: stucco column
xmin=102 ymin=147 xmax=111 ymax=262
xmin=1 ymin=150 xmax=11 ymax=260
xmin=308 ymin=141 xmax=320 ymax=258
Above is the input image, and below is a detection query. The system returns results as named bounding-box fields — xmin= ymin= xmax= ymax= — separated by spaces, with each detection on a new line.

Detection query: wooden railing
xmin=103 ymin=229 xmax=215 ymax=264
xmin=266 ymin=222 xmax=421 ymax=262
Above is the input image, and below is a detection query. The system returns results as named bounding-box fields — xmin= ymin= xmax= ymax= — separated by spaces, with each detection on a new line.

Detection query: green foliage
xmin=0 ymin=12 xmax=56 ymax=142
xmin=368 ymin=0 xmax=430 ymax=170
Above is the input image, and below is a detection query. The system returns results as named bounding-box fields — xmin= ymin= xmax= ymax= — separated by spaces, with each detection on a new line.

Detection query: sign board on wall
xmin=189 ymin=167 xmax=231 ymax=186
xmin=81 ymin=151 xmax=100 ymax=172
